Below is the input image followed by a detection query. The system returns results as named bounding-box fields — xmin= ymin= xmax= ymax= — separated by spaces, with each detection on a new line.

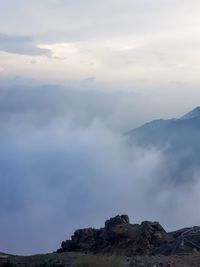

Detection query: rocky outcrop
xmin=58 ymin=215 xmax=167 ymax=256
xmin=58 ymin=215 xmax=200 ymax=256
xmin=105 ymin=215 xmax=130 ymax=228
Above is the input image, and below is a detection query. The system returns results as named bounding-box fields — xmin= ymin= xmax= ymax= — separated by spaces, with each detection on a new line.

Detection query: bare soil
xmin=5 ymin=251 xmax=200 ymax=267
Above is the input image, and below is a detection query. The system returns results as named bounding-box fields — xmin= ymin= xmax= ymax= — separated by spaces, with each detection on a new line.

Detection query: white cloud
xmin=38 ymin=43 xmax=79 ymax=59
xmin=0 ymin=81 xmax=200 ymax=254
xmin=1 ymin=0 xmax=200 ymax=255
xmin=0 ymin=1 xmax=200 ymax=84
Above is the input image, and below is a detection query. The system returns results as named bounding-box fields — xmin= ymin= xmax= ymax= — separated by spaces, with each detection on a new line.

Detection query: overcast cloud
xmin=1 ymin=0 xmax=200 ymax=256
xmin=0 ymin=0 xmax=200 ymax=84
xmin=0 ymin=33 xmax=51 ymax=56
xmin=0 ymin=79 xmax=199 ymax=255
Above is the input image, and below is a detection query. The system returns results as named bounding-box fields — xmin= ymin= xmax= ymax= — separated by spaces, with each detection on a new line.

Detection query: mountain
xmin=181 ymin=106 xmax=200 ymax=120
xmin=128 ymin=107 xmax=200 ymax=184
xmin=128 ymin=107 xmax=200 ymax=149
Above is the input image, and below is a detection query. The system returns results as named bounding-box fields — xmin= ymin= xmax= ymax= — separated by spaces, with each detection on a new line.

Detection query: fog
xmin=0 ymin=79 xmax=200 ymax=255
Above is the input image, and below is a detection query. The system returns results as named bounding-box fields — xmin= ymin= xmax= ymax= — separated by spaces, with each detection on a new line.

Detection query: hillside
xmin=129 ymin=107 xmax=200 ymax=149
xmin=128 ymin=107 xmax=200 ymax=185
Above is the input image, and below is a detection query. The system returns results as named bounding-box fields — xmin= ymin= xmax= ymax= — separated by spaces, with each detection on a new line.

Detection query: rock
xmin=61 ymin=228 xmax=100 ymax=252
xmin=141 ymin=221 xmax=167 ymax=246
xmin=105 ymin=215 xmax=130 ymax=229
xmin=58 ymin=215 xmax=167 ymax=256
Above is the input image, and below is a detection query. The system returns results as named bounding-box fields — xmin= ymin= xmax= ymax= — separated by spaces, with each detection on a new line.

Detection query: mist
xmin=0 ymin=79 xmax=200 ymax=255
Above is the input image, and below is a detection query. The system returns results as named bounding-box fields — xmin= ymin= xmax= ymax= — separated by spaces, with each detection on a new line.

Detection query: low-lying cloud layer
xmin=0 ymin=79 xmax=200 ymax=255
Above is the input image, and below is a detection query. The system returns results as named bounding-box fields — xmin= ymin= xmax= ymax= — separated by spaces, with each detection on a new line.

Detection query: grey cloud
xmin=1 ymin=0 xmax=200 ymax=256
xmin=0 ymin=116 xmax=164 ymax=254
xmin=0 ymin=79 xmax=145 ymax=131
xmin=0 ymin=33 xmax=51 ymax=56
xmin=1 ymin=1 xmax=199 ymax=42
xmin=0 ymin=78 xmax=200 ymax=255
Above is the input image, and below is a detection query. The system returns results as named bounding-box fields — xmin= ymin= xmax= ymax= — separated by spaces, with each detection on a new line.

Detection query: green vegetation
xmin=74 ymin=254 xmax=122 ymax=267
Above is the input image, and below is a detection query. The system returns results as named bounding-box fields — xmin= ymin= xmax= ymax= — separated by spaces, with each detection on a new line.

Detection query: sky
xmin=1 ymin=0 xmax=200 ymax=255
xmin=0 ymin=0 xmax=200 ymax=86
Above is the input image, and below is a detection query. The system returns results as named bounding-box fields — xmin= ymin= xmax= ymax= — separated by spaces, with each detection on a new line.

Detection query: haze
xmin=1 ymin=0 xmax=200 ymax=255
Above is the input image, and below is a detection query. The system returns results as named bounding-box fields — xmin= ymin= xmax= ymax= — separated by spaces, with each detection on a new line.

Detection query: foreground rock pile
xmin=58 ymin=215 xmax=200 ymax=256
xmin=58 ymin=215 xmax=167 ymax=255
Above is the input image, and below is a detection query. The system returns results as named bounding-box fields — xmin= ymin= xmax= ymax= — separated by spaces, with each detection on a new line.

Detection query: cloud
xmin=2 ymin=0 xmax=198 ymax=41
xmin=0 ymin=114 xmax=162 ymax=254
xmin=0 ymin=33 xmax=51 ymax=56
xmin=0 ymin=78 xmax=146 ymax=131
xmin=1 ymin=1 xmax=200 ymax=84
xmin=0 ymin=79 xmax=200 ymax=255
xmin=1 ymin=1 xmax=200 ymax=256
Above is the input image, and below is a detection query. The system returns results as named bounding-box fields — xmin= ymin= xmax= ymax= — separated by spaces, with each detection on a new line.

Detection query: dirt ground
xmin=127 ymin=253 xmax=200 ymax=267
xmin=5 ymin=251 xmax=200 ymax=267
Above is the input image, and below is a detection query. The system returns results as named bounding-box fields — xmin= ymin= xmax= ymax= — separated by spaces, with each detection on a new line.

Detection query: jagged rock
xmin=105 ymin=215 xmax=130 ymax=229
xmin=60 ymin=228 xmax=100 ymax=252
xmin=58 ymin=215 xmax=167 ymax=256
xmin=141 ymin=221 xmax=167 ymax=246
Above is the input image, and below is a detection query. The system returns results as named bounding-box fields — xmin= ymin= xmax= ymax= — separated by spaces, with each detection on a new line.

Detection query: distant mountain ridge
xmin=128 ymin=107 xmax=200 ymax=184
xmin=181 ymin=106 xmax=200 ymax=120
xmin=129 ymin=107 xmax=200 ymax=148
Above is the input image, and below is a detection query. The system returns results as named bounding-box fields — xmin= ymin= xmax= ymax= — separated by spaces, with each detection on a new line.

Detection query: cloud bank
xmin=0 ymin=79 xmax=200 ymax=255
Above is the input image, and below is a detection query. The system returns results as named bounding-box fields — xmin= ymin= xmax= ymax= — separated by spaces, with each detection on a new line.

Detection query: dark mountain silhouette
xmin=128 ymin=107 xmax=200 ymax=184
xmin=129 ymin=106 xmax=200 ymax=149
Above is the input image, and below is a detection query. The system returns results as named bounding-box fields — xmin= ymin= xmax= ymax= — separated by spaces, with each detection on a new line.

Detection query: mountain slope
xmin=129 ymin=107 xmax=200 ymax=149
xmin=128 ymin=107 xmax=200 ymax=184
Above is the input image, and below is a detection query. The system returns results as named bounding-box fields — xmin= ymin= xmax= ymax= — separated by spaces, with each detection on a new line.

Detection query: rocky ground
xmin=4 ymin=252 xmax=200 ymax=267
xmin=8 ymin=252 xmax=84 ymax=267
xmin=2 ymin=215 xmax=200 ymax=267
xmin=128 ymin=253 xmax=200 ymax=267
